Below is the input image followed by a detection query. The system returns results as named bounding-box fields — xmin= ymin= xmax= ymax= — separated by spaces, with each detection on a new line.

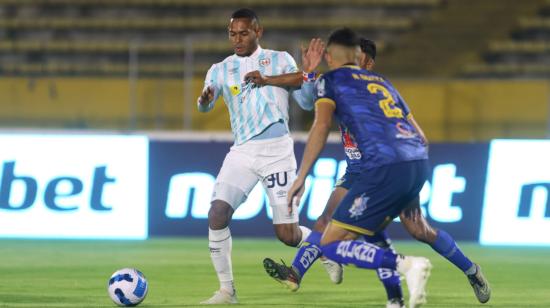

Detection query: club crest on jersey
xmin=349 ymin=193 xmax=369 ymax=218
xmin=230 ymin=84 xmax=241 ymax=96
xmin=259 ymin=58 xmax=271 ymax=67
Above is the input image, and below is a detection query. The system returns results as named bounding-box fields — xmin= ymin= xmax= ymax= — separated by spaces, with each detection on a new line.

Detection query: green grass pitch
xmin=0 ymin=238 xmax=549 ymax=307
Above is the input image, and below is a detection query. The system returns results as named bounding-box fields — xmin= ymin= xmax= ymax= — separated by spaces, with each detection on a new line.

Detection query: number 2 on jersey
xmin=367 ymin=84 xmax=404 ymax=119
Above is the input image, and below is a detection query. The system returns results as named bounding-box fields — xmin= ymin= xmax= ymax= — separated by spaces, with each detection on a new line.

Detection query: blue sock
xmin=430 ymin=229 xmax=474 ymax=273
xmin=377 ymin=268 xmax=403 ymax=301
xmin=291 ymin=231 xmax=323 ymax=278
xmin=364 ymin=232 xmax=403 ymax=301
xmin=321 ymin=240 xmax=397 ymax=270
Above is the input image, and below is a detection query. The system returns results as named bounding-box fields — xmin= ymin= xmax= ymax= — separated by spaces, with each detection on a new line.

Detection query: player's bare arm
xmin=244 ymin=71 xmax=302 ymax=87
xmin=408 ymin=114 xmax=429 ymax=147
xmin=244 ymin=38 xmax=325 ymax=87
xmin=287 ymin=100 xmax=335 ymax=212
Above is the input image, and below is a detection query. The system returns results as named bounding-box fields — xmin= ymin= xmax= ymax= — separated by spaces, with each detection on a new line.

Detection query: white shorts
xmin=212 ymin=135 xmax=298 ymax=224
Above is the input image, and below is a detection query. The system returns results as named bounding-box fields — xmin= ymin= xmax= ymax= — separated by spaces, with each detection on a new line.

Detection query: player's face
xmin=228 ymin=18 xmax=262 ymax=57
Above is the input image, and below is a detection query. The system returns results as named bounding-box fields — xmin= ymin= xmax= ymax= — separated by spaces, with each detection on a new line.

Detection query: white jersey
xmin=199 ymin=46 xmax=300 ymax=145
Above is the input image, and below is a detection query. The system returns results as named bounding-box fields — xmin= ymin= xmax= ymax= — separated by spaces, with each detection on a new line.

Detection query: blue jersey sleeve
xmin=314 ymin=75 xmax=336 ymax=108
xmin=281 ymin=51 xmax=299 ymax=74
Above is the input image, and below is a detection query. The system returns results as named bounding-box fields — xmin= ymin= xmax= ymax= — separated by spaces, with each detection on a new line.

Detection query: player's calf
xmin=274 ymin=224 xmax=310 ymax=247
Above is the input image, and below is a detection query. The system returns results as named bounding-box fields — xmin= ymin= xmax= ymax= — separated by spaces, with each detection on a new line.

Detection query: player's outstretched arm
xmin=243 ymin=38 xmax=325 ymax=88
xmin=244 ymin=71 xmax=302 ymax=87
xmin=287 ymin=101 xmax=335 ymax=212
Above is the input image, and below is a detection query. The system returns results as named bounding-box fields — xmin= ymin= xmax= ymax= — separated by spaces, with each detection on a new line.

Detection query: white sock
xmin=297 ymin=225 xmax=312 ymax=247
xmin=209 ymin=227 xmax=234 ymax=294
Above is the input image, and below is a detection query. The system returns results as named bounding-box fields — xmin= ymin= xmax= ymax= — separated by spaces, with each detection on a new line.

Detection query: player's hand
xmin=287 ymin=176 xmax=306 ymax=215
xmin=198 ymin=86 xmax=214 ymax=105
xmin=302 ymin=38 xmax=325 ymax=73
xmin=244 ymin=70 xmax=268 ymax=86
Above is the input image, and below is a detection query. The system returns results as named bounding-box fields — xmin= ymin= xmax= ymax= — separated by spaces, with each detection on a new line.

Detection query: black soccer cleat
xmin=263 ymin=258 xmax=301 ymax=292
xmin=467 ymin=264 xmax=491 ymax=303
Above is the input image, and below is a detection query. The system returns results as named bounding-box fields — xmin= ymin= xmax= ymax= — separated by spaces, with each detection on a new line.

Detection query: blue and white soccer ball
xmin=107 ymin=268 xmax=148 ymax=307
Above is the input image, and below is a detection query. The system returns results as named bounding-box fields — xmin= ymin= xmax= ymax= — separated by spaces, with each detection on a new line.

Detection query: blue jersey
xmin=314 ymin=65 xmax=428 ymax=171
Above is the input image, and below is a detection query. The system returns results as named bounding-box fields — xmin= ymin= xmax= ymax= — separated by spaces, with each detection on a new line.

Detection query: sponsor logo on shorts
xmin=276 ymin=190 xmax=287 ymax=198
xmin=349 ymin=193 xmax=369 ymax=218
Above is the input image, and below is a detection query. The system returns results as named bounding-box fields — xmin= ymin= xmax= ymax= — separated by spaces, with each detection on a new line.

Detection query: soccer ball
xmin=107 ymin=268 xmax=148 ymax=307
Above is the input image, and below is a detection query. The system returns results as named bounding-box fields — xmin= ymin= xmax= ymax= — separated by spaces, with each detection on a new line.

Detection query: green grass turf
xmin=0 ymin=238 xmax=548 ymax=307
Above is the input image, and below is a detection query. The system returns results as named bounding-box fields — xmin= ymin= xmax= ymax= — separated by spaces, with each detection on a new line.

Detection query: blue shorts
xmin=334 ymin=171 xmax=360 ymax=190
xmin=332 ymin=160 xmax=429 ymax=236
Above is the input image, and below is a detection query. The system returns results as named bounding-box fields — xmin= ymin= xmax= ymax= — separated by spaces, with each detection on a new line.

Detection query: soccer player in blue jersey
xmin=268 ymin=28 xmax=491 ymax=308
xmin=196 ymin=9 xmax=326 ymax=305
xmin=248 ymin=39 xmax=407 ymax=308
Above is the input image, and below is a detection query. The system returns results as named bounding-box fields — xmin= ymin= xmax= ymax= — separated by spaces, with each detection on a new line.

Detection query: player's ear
xmin=358 ymin=53 xmax=367 ymax=68
xmin=366 ymin=58 xmax=375 ymax=70
xmin=324 ymin=52 xmax=331 ymax=66
xmin=255 ymin=25 xmax=263 ymax=39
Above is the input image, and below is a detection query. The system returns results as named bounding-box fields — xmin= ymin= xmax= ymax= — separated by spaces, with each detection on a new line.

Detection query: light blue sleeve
xmin=290 ymin=81 xmax=315 ymax=111
xmin=281 ymin=51 xmax=299 ymax=74
xmin=198 ymin=64 xmax=221 ymax=113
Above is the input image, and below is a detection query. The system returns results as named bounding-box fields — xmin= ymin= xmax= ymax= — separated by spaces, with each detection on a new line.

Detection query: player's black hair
xmin=360 ymin=38 xmax=376 ymax=60
xmin=231 ymin=8 xmax=260 ymax=24
xmin=327 ymin=27 xmax=360 ymax=48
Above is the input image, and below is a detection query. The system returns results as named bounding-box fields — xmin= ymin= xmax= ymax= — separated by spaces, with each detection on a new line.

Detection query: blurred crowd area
xmin=0 ymin=0 xmax=549 ymax=141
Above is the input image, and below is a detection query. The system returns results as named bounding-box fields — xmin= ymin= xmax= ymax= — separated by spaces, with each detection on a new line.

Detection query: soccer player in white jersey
xmin=197 ymin=8 xmax=324 ymax=305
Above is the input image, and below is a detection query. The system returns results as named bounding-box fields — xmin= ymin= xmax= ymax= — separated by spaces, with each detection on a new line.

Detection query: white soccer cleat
xmin=200 ymin=289 xmax=238 ymax=305
xmin=321 ymin=258 xmax=343 ymax=284
xmin=398 ymin=256 xmax=432 ymax=308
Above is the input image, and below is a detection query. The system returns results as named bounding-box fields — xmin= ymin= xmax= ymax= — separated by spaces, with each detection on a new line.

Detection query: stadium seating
xmin=0 ymin=0 xmax=548 ymax=140
xmin=0 ymin=0 xmax=442 ymax=77
xmin=462 ymin=0 xmax=550 ymax=78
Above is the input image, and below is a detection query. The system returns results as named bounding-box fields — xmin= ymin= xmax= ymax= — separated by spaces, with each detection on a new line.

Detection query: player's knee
xmin=274 ymin=226 xmax=301 ymax=247
xmin=208 ymin=201 xmax=233 ymax=229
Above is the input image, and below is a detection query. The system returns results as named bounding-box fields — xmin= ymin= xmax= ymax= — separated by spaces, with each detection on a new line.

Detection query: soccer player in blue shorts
xmin=272 ymin=28 xmax=490 ymax=307
xmin=248 ymin=39 xmax=407 ymax=308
